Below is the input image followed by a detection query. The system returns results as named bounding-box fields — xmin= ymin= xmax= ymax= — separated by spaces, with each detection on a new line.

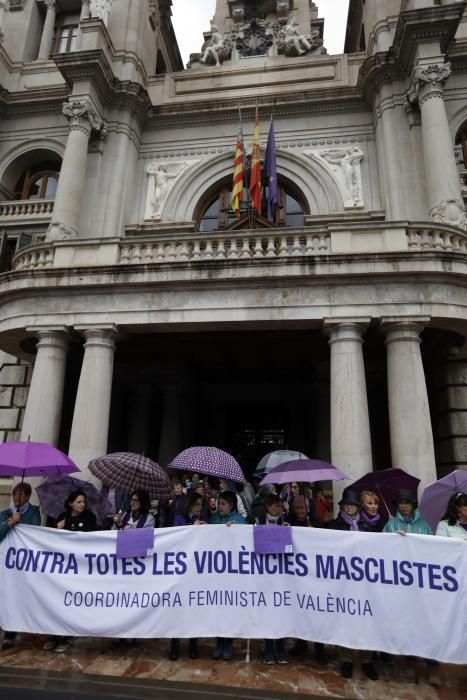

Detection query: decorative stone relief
xmin=407 ymin=63 xmax=451 ymax=107
xmin=144 ymin=161 xmax=198 ymax=221
xmin=149 ymin=0 xmax=160 ymax=31
xmin=309 ymin=147 xmax=365 ymax=209
xmin=430 ymin=198 xmax=467 ymax=231
xmin=276 ymin=1 xmax=290 ymax=25
xmin=276 ymin=16 xmax=323 ymax=57
xmin=0 ymin=0 xmax=8 ymax=43
xmin=62 ymin=100 xmax=104 ymax=137
xmin=47 ymin=221 xmax=79 ymax=242
xmin=89 ymin=0 xmax=113 ymax=26
xmin=9 ymin=0 xmax=25 ymax=10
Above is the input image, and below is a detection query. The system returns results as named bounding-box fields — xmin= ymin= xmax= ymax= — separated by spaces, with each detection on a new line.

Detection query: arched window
xmin=455 ymin=123 xmax=467 ymax=171
xmin=14 ymin=162 xmax=60 ymax=200
xmin=197 ymin=178 xmax=307 ymax=232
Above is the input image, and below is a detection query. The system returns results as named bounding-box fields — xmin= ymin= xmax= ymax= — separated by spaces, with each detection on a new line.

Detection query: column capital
xmin=74 ymin=324 xmax=119 ymax=349
xmin=44 ymin=0 xmax=56 ymax=8
xmin=380 ymin=317 xmax=431 ymax=345
xmin=62 ymin=99 xmax=104 ymax=137
xmin=407 ymin=62 xmax=451 ymax=107
xmin=25 ymin=326 xmax=70 ymax=350
xmin=323 ymin=318 xmax=371 ymax=344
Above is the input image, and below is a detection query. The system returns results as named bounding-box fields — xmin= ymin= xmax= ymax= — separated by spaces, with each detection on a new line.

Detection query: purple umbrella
xmin=0 ymin=441 xmax=79 ymax=479
xmin=349 ymin=468 xmax=420 ymax=517
xmin=36 ymin=475 xmax=113 ymax=525
xmin=254 ymin=450 xmax=308 ymax=478
xmin=260 ymin=458 xmax=348 ymax=486
xmin=88 ymin=452 xmax=172 ymax=501
xmin=168 ymin=446 xmax=246 ymax=483
xmin=420 ymin=470 xmax=467 ymax=532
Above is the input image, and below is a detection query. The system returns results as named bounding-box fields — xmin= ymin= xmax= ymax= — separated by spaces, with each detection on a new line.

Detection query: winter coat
xmin=435 ymin=520 xmax=467 ymax=540
xmin=58 ymin=509 xmax=98 ymax=532
xmin=383 ymin=508 xmax=432 ymax=535
xmin=209 ymin=510 xmax=246 ymax=525
xmin=0 ymin=504 xmax=41 ymax=543
xmin=327 ymin=513 xmax=372 ymax=532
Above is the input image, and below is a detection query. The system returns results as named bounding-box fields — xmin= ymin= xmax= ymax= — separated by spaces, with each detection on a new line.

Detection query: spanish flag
xmin=249 ymin=108 xmax=262 ymax=213
xmin=231 ymin=117 xmax=244 ymax=217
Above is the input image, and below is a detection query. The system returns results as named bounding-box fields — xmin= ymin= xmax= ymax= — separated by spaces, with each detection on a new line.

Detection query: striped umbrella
xmin=89 ymin=452 xmax=172 ymax=501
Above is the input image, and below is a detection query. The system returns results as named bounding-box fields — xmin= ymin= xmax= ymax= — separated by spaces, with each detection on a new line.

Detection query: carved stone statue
xmin=145 ymin=164 xmax=175 ymax=220
xmin=320 ymin=147 xmax=364 ymax=208
xmin=89 ymin=0 xmax=113 ymax=26
xmin=199 ymin=25 xmax=225 ymax=67
xmin=281 ymin=17 xmax=312 ymax=56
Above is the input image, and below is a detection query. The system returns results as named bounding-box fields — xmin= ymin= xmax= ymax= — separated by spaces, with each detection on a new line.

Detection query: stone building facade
xmin=1 ymin=0 xmax=467 ymax=504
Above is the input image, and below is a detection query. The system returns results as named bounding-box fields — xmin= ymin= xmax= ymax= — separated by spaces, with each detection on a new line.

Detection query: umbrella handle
xmin=376 ymin=485 xmax=391 ymax=518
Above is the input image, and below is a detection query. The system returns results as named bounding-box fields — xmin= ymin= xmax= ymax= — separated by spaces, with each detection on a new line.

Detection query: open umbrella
xmin=260 ymin=458 xmax=347 ymax=486
xmin=419 ymin=470 xmax=467 ymax=532
xmin=88 ymin=452 xmax=172 ymax=501
xmin=0 ymin=440 xmax=79 ymax=481
xmin=168 ymin=446 xmax=245 ymax=483
xmin=36 ymin=475 xmax=113 ymax=525
xmin=254 ymin=450 xmax=308 ymax=478
xmin=349 ymin=467 xmax=420 ymax=517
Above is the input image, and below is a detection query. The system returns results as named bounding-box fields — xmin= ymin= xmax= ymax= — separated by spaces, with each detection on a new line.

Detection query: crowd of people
xmin=0 ymin=471 xmax=466 ymax=681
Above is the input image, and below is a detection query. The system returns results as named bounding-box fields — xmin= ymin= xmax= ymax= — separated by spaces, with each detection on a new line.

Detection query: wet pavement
xmin=0 ymin=634 xmax=465 ymax=699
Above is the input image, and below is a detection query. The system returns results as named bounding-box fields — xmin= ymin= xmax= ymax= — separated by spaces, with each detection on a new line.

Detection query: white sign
xmin=0 ymin=525 xmax=466 ymax=663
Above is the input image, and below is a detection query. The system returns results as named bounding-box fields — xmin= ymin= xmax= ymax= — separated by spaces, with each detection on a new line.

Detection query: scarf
xmin=361 ymin=510 xmax=380 ymax=527
xmin=121 ymin=511 xmax=147 ymax=529
xmin=9 ymin=501 xmax=30 ymax=515
xmin=266 ymin=513 xmax=281 ymax=525
xmin=340 ymin=510 xmax=360 ymax=531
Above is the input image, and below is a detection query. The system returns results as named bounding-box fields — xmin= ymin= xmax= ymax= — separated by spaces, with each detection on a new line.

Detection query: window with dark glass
xmin=53 ymin=12 xmax=80 ymax=54
xmin=197 ymin=181 xmax=306 ymax=232
xmin=14 ymin=162 xmax=60 ymax=200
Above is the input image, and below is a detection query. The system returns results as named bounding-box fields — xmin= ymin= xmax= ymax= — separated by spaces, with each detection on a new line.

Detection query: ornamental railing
xmin=0 ymin=199 xmax=55 ymax=219
xmin=10 ymin=222 xmax=467 ymax=272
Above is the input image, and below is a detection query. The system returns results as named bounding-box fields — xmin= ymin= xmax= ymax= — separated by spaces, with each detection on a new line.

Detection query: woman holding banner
xmin=209 ymin=490 xmax=246 ymax=661
xmin=44 ymin=490 xmax=97 ymax=653
xmin=328 ymin=490 xmax=379 ymax=680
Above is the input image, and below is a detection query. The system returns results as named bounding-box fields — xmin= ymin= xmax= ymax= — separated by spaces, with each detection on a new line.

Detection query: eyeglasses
xmin=130 ymin=497 xmax=140 ymax=503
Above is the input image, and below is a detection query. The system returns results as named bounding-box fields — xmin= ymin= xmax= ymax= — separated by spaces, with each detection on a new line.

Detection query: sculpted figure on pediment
xmin=89 ymin=0 xmax=113 ymax=26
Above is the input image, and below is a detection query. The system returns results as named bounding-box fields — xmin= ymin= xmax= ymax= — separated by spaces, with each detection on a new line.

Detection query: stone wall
xmin=0 ymin=350 xmax=32 ymax=508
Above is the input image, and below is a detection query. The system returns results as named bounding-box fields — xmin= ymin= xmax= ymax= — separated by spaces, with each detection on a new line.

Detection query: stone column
xmin=325 ymin=320 xmax=373 ymax=509
xmin=407 ymin=62 xmax=466 ymax=229
xmin=37 ymin=0 xmax=57 ymax=61
xmin=47 ymin=100 xmax=103 ymax=241
xmin=68 ymin=326 xmax=118 ymax=483
xmin=383 ymin=319 xmax=437 ymax=494
xmin=158 ymin=383 xmax=183 ymax=468
xmin=80 ymin=0 xmax=91 ymax=20
xmin=20 ymin=327 xmax=69 ymax=445
xmin=101 ymin=127 xmax=133 ymax=237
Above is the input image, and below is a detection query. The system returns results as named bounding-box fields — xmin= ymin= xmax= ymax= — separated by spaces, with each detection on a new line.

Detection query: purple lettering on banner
xmin=253 ymin=525 xmax=293 ymax=554
xmin=116 ymin=529 xmax=154 ymax=558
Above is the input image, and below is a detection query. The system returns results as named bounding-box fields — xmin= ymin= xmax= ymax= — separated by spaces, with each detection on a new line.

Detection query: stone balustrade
xmin=11 ymin=222 xmax=467 ymax=272
xmin=0 ymin=199 xmax=55 ymax=218
xmin=119 ymin=230 xmax=331 ymax=264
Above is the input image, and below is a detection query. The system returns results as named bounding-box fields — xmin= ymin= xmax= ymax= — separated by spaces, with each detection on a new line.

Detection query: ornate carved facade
xmin=1 ymin=0 xmax=467 ymax=501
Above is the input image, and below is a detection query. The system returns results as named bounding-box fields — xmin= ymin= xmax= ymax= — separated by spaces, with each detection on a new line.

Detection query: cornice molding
xmin=358 ymin=4 xmax=465 ymax=108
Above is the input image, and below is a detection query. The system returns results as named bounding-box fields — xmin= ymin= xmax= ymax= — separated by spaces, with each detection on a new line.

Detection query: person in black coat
xmin=328 ymin=490 xmax=378 ymax=681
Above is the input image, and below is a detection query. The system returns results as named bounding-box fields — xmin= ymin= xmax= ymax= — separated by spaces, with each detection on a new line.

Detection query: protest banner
xmin=0 ymin=524 xmax=466 ymax=663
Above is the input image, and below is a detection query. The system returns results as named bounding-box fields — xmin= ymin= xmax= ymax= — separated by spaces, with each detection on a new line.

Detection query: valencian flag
xmin=263 ymin=116 xmax=278 ymax=220
xmin=231 ymin=114 xmax=245 ymax=217
xmin=249 ymin=108 xmax=262 ymax=213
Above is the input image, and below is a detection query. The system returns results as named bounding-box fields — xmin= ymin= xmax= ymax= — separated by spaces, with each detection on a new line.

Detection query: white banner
xmin=0 ymin=524 xmax=466 ymax=664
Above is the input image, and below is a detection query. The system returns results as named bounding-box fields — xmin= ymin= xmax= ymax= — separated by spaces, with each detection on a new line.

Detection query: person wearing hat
xmin=383 ymin=489 xmax=432 ymax=535
xmin=217 ymin=478 xmax=248 ymax=519
xmin=328 ymin=489 xmax=379 ymax=680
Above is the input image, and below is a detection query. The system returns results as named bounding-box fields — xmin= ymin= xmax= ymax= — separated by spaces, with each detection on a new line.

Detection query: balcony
xmin=9 ymin=221 xmax=467 ymax=274
xmin=0 ymin=199 xmax=54 ymax=220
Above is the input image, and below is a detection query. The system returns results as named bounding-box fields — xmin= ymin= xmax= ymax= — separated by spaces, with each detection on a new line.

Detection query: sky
xmin=171 ymin=1 xmax=351 ymax=66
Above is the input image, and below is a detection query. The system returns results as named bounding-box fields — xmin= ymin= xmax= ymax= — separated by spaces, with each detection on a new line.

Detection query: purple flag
xmin=116 ymin=528 xmax=154 ymax=558
xmin=253 ymin=525 xmax=293 ymax=554
xmin=263 ymin=117 xmax=278 ymax=221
